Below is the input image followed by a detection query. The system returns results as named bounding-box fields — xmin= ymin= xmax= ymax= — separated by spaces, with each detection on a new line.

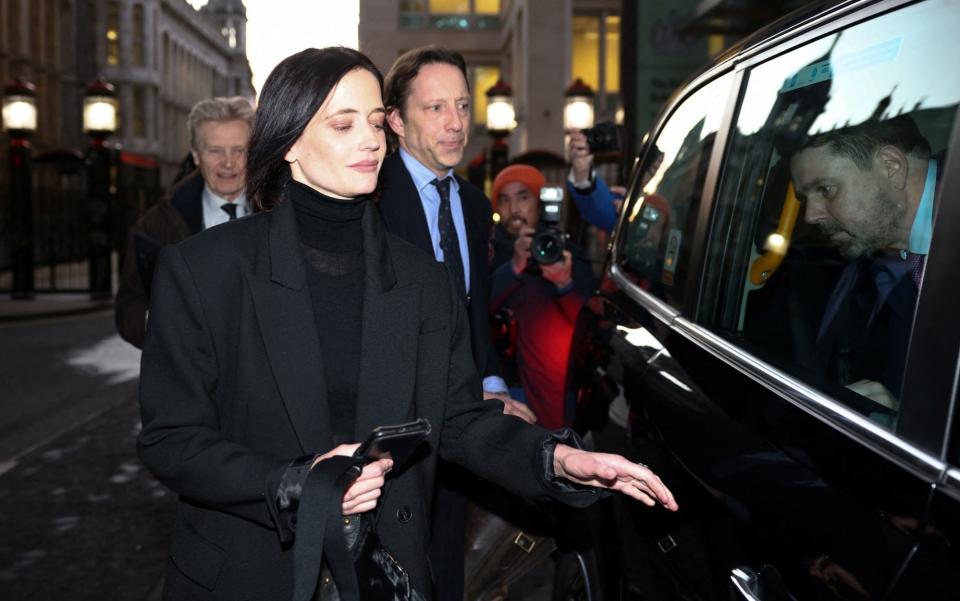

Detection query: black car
xmin=568 ymin=1 xmax=960 ymax=599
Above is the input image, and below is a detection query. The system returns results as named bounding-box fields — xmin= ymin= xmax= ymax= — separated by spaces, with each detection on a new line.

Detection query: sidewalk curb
xmin=0 ymin=298 xmax=113 ymax=323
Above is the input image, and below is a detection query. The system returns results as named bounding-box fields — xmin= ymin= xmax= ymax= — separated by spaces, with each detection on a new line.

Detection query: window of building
xmin=45 ymin=0 xmax=59 ymax=67
xmin=472 ymin=64 xmax=500 ymax=127
xmin=221 ymin=18 xmax=238 ymax=49
xmin=572 ymin=12 xmax=621 ymax=121
xmin=133 ymin=4 xmax=145 ymax=66
xmin=162 ymin=34 xmax=169 ymax=85
xmin=571 ymin=16 xmax=600 ymax=92
xmin=605 ymin=16 xmax=620 ymax=94
xmin=29 ymin=1 xmax=43 ymax=60
xmin=617 ymin=73 xmax=733 ymax=310
xmin=475 ymin=0 xmax=498 ymax=14
xmin=401 ymin=0 xmax=499 ymax=30
xmin=429 ymin=0 xmax=469 ymax=12
xmin=702 ymin=0 xmax=960 ymax=432
xmin=133 ymin=87 xmax=146 ymax=137
xmin=7 ymin=0 xmax=21 ymax=54
xmin=106 ymin=1 xmax=120 ymax=66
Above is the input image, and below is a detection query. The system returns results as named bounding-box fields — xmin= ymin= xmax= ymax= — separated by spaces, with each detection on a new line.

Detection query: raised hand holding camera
xmin=568 ymin=129 xmax=594 ymax=182
xmin=540 ymin=250 xmax=574 ymax=290
xmin=510 ymin=224 xmax=536 ymax=273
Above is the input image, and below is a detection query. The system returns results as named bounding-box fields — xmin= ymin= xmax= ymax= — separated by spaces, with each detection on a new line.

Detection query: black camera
xmin=531 ymin=185 xmax=568 ymax=265
xmin=582 ymin=121 xmax=624 ymax=154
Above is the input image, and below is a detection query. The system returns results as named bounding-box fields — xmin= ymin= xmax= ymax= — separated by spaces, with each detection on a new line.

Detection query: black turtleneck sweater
xmin=288 ymin=181 xmax=365 ymax=445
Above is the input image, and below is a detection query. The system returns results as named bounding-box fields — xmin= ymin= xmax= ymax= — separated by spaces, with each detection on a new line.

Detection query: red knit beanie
xmin=491 ymin=164 xmax=546 ymax=210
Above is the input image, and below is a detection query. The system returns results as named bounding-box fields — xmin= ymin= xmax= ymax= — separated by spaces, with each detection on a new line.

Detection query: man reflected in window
xmin=789 ymin=115 xmax=938 ymax=416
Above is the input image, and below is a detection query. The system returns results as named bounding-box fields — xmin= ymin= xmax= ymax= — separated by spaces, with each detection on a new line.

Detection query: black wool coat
xmin=115 ymin=171 xmax=204 ymax=348
xmin=377 ymin=152 xmax=502 ymax=380
xmin=137 ymin=196 xmax=593 ymax=600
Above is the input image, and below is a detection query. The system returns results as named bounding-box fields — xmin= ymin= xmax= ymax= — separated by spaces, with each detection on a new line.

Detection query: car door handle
xmin=729 ymin=565 xmax=797 ymax=601
xmin=730 ymin=566 xmax=762 ymax=601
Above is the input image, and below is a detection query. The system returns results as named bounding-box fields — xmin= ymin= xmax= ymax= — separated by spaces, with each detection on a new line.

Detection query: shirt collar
xmin=398 ymin=148 xmax=458 ymax=195
xmin=907 ymin=158 xmax=936 ymax=255
xmin=203 ymin=185 xmax=248 ymax=213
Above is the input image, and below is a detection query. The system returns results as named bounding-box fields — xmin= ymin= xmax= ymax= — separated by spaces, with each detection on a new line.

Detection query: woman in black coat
xmin=138 ymin=47 xmax=676 ymax=601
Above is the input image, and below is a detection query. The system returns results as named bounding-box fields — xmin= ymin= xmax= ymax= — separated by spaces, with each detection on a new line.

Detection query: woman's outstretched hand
xmin=313 ymin=444 xmax=393 ymax=515
xmin=553 ymin=444 xmax=678 ymax=511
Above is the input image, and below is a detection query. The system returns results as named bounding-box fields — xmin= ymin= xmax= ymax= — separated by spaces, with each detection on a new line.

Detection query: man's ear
xmin=191 ymin=150 xmax=200 ymax=167
xmin=876 ymin=145 xmax=908 ymax=190
xmin=386 ymin=108 xmax=405 ymax=139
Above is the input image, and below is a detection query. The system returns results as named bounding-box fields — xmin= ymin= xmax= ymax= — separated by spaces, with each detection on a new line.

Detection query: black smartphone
xmin=354 ymin=418 xmax=431 ymax=467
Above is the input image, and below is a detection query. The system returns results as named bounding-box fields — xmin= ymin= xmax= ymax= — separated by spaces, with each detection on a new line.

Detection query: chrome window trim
xmin=612 ymin=261 xmax=943 ymax=482
xmin=610 ymin=262 xmax=680 ymax=325
xmin=672 ymin=317 xmax=945 ymax=482
xmin=942 ymin=469 xmax=960 ymax=502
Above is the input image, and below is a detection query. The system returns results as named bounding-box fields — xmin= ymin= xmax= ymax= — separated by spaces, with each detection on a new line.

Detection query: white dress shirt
xmin=202 ymin=186 xmax=249 ymax=230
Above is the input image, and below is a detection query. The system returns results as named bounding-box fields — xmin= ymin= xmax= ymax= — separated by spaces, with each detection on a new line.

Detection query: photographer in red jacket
xmin=489 ymin=165 xmax=596 ymax=429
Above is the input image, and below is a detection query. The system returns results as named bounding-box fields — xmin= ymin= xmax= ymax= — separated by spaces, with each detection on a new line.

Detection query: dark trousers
xmin=429 ymin=461 xmax=468 ymax=600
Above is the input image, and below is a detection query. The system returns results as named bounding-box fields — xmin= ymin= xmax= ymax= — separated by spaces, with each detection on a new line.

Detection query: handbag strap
xmin=293 ymin=455 xmax=366 ymax=601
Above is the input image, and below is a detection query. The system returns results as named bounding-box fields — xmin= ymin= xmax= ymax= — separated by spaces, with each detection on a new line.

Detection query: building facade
xmin=1 ymin=0 xmax=253 ymax=185
xmin=100 ymin=0 xmax=254 ymax=182
xmin=358 ymin=0 xmax=621 ymax=169
xmin=1 ymin=0 xmax=87 ymax=156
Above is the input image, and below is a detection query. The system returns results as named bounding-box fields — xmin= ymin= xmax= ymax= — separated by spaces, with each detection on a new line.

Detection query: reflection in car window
xmin=618 ymin=73 xmax=732 ymax=309
xmin=704 ymin=0 xmax=959 ymax=432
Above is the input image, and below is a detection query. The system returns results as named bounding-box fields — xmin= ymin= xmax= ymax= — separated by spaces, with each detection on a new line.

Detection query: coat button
xmin=396 ymin=505 xmax=412 ymax=523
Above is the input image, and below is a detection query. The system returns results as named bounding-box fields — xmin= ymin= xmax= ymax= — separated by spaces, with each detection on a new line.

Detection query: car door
xmin=571 ymin=1 xmax=960 ymax=599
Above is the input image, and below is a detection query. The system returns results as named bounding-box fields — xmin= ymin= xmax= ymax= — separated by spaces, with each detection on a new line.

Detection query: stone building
xmin=101 ymin=0 xmax=254 ymax=182
xmin=1 ymin=0 xmax=88 ymax=156
xmin=0 ymin=0 xmax=253 ymax=185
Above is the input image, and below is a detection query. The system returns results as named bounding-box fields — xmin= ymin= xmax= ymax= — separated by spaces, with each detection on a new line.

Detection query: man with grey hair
xmin=116 ymin=96 xmax=253 ymax=348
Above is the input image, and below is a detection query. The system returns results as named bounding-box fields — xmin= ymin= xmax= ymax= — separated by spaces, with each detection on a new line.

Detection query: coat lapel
xmin=246 ymin=200 xmax=331 ymax=453
xmin=457 ymin=179 xmax=486 ymax=292
xmin=379 ymin=153 xmax=434 ymax=254
xmin=170 ymin=172 xmax=204 ymax=234
xmin=354 ymin=204 xmax=421 ymax=438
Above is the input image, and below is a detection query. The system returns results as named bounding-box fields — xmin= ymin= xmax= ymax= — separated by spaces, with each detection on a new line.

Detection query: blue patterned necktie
xmin=431 ymin=177 xmax=467 ymax=299
xmin=906 ymin=252 xmax=924 ymax=288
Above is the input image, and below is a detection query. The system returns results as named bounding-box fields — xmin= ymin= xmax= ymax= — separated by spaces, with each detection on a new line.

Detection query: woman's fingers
xmin=341 ymin=457 xmax=392 ymax=514
xmin=311 ymin=453 xmax=393 ymax=514
xmin=343 ymin=487 xmax=382 ymax=514
xmin=558 ymin=448 xmax=678 ymax=511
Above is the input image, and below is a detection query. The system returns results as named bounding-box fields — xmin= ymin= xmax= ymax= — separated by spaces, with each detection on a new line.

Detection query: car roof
xmin=656 ymin=0 xmax=875 ymax=120
xmin=722 ymin=0 xmax=850 ymax=60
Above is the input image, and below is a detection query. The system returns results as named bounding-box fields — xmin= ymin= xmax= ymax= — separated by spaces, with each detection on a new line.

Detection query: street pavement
xmin=0 ymin=311 xmax=173 ymax=600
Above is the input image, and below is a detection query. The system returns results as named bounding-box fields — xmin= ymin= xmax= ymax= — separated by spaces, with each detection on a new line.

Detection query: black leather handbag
xmin=292 ymin=455 xmax=425 ymax=601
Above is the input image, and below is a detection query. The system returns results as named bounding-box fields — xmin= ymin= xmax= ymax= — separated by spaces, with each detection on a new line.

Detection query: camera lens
xmin=531 ymin=230 xmax=565 ymax=264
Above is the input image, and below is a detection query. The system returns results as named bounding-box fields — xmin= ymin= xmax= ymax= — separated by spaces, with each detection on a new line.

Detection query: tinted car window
xmin=702 ymin=0 xmax=960 ymax=431
xmin=617 ymin=73 xmax=732 ymax=309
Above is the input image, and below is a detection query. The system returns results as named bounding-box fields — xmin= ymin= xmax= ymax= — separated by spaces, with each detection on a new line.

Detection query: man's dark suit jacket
xmin=377 ymin=151 xmax=501 ymax=380
xmin=115 ymin=171 xmax=204 ymax=348
xmin=137 ymin=198 xmax=594 ymax=600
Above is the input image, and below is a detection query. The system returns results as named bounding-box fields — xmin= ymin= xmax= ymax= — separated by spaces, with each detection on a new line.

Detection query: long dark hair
xmin=246 ymin=47 xmax=384 ymax=211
